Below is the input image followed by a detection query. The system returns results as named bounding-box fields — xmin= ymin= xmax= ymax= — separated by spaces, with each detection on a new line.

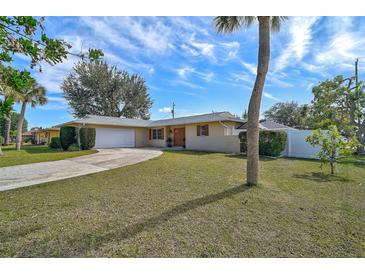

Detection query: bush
xmin=239 ymin=130 xmax=287 ymax=157
xmin=79 ymin=128 xmax=96 ymax=150
xmin=0 ymin=136 xmax=4 ymax=145
xmin=60 ymin=126 xmax=76 ymax=151
xmin=23 ymin=137 xmax=32 ymax=144
xmin=68 ymin=143 xmax=80 ymax=151
xmin=49 ymin=137 xmax=61 ymax=149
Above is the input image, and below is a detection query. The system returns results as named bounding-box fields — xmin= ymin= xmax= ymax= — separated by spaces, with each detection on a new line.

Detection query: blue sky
xmin=10 ymin=16 xmax=365 ymax=128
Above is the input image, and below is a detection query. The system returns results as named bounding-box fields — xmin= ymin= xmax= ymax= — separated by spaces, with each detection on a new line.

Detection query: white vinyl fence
xmin=281 ymin=129 xmax=322 ymax=159
xmin=234 ymin=128 xmax=322 ymax=159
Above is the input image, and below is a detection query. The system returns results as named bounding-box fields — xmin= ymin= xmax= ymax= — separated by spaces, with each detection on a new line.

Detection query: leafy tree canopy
xmin=263 ymin=101 xmax=312 ymax=129
xmin=62 ymin=61 xmax=153 ymax=119
xmin=306 ymin=125 xmax=360 ymax=174
xmin=311 ymin=75 xmax=365 ymax=152
xmin=0 ymin=16 xmax=103 ymax=68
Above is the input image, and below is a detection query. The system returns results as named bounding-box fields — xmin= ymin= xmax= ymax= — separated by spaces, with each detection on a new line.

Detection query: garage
xmin=95 ymin=128 xmax=135 ymax=148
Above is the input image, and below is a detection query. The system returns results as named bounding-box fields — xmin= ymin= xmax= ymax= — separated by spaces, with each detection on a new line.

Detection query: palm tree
xmin=0 ymin=66 xmax=16 ymax=146
xmin=15 ymin=80 xmax=47 ymax=151
xmin=214 ymin=16 xmax=287 ymax=186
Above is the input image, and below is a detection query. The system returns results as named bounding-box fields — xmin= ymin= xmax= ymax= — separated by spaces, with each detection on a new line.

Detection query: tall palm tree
xmin=15 ymin=80 xmax=47 ymax=151
xmin=214 ymin=16 xmax=287 ymax=186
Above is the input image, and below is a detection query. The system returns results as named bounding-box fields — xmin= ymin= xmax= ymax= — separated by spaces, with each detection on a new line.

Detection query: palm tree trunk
xmin=4 ymin=115 xmax=11 ymax=145
xmin=246 ymin=16 xmax=271 ymax=186
xmin=16 ymin=102 xmax=27 ymax=151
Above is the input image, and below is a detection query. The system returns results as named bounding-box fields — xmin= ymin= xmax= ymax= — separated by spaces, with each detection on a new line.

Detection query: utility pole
xmin=171 ymin=102 xmax=175 ymax=119
xmin=355 ymin=58 xmax=359 ymax=85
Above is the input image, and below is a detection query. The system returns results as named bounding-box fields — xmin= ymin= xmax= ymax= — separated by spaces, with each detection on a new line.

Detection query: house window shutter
xmin=149 ymin=129 xmax=152 ymax=140
xmin=197 ymin=125 xmax=201 ymax=136
xmin=206 ymin=124 xmax=209 ymax=136
xmin=161 ymin=128 xmax=164 ymax=139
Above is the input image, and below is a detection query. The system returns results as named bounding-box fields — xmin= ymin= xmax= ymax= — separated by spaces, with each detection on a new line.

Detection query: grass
xmin=0 ymin=145 xmax=97 ymax=167
xmin=0 ymin=150 xmax=364 ymax=257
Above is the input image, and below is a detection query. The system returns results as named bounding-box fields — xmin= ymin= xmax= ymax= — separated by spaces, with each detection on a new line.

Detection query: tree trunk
xmin=330 ymin=162 xmax=335 ymax=174
xmin=4 ymin=115 xmax=11 ymax=145
xmin=15 ymin=102 xmax=27 ymax=151
xmin=246 ymin=16 xmax=271 ymax=186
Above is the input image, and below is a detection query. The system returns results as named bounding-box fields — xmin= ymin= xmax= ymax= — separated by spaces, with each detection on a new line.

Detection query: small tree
xmin=306 ymin=125 xmax=360 ymax=174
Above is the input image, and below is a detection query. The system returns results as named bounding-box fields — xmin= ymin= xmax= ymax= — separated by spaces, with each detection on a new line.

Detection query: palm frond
xmin=213 ymin=16 xmax=257 ymax=34
xmin=270 ymin=16 xmax=289 ymax=32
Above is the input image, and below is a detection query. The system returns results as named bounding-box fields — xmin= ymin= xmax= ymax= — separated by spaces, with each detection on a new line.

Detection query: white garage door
xmin=95 ymin=128 xmax=135 ymax=148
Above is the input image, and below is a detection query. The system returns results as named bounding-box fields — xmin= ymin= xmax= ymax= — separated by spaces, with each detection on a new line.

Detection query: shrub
xmin=49 ymin=137 xmax=61 ymax=149
xmin=23 ymin=137 xmax=32 ymax=144
xmin=68 ymin=143 xmax=80 ymax=151
xmin=0 ymin=136 xmax=4 ymax=145
xmin=60 ymin=126 xmax=76 ymax=151
xmin=239 ymin=130 xmax=287 ymax=157
xmin=80 ymin=128 xmax=96 ymax=150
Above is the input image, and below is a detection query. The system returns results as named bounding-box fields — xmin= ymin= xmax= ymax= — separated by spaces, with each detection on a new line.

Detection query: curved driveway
xmin=0 ymin=148 xmax=162 ymax=192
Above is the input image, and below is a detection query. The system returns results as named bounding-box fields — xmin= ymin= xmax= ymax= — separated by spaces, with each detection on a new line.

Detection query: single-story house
xmin=58 ymin=112 xmax=294 ymax=154
xmin=60 ymin=112 xmax=243 ymax=153
xmin=34 ymin=127 xmax=60 ymax=144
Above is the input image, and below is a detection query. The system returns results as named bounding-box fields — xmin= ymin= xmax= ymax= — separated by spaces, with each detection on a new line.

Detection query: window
xmin=197 ymin=124 xmax=209 ymax=136
xmin=151 ymin=128 xmax=164 ymax=140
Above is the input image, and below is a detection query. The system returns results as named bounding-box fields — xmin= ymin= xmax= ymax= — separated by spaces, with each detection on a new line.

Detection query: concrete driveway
xmin=0 ymin=148 xmax=162 ymax=192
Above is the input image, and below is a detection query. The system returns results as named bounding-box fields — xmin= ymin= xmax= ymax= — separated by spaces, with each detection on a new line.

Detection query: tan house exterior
xmin=59 ymin=112 xmax=244 ymax=153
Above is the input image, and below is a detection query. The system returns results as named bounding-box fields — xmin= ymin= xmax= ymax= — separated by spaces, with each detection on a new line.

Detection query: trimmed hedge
xmin=49 ymin=137 xmax=61 ymax=149
xmin=239 ymin=130 xmax=287 ymax=157
xmin=60 ymin=126 xmax=77 ymax=151
xmin=80 ymin=128 xmax=96 ymax=150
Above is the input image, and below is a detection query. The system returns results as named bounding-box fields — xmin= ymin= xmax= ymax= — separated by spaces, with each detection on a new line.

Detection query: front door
xmin=173 ymin=128 xmax=185 ymax=147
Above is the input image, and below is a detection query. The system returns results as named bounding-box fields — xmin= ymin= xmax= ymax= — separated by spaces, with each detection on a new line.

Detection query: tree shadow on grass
xmin=102 ymin=184 xmax=251 ymax=243
xmin=292 ymin=172 xmax=350 ymax=182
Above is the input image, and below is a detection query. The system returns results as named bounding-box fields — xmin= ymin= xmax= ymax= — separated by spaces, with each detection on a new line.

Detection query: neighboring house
xmin=22 ymin=129 xmax=35 ymax=142
xmin=34 ymin=127 xmax=60 ymax=144
xmin=59 ymin=112 xmax=244 ymax=153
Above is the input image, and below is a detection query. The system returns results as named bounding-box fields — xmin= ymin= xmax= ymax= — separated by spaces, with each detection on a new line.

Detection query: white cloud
xmin=241 ymin=61 xmax=257 ymax=75
xmin=190 ymin=41 xmax=215 ymax=59
xmin=316 ymin=33 xmax=358 ymax=64
xmin=274 ymin=17 xmax=318 ymax=71
xmin=177 ymin=67 xmax=195 ymax=79
xmin=159 ymin=107 xmax=172 ymax=113
xmin=221 ymin=41 xmax=240 ymax=59
xmin=263 ymin=92 xmax=280 ymax=101
xmin=267 ymin=74 xmax=294 ymax=88
xmin=231 ymin=72 xmax=253 ymax=83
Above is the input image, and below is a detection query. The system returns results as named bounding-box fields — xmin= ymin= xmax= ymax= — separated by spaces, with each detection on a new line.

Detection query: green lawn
xmin=0 ymin=145 xmax=97 ymax=167
xmin=0 ymin=151 xmax=364 ymax=257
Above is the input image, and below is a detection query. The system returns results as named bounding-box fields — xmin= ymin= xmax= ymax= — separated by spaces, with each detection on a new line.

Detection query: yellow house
xmin=35 ymin=127 xmax=60 ymax=144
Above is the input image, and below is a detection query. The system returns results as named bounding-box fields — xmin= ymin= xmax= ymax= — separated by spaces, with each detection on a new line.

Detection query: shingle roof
xmin=148 ymin=112 xmax=244 ymax=126
xmin=236 ymin=119 xmax=293 ymax=130
xmin=60 ymin=115 xmax=150 ymax=128
xmin=58 ymin=112 xmax=245 ymax=128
